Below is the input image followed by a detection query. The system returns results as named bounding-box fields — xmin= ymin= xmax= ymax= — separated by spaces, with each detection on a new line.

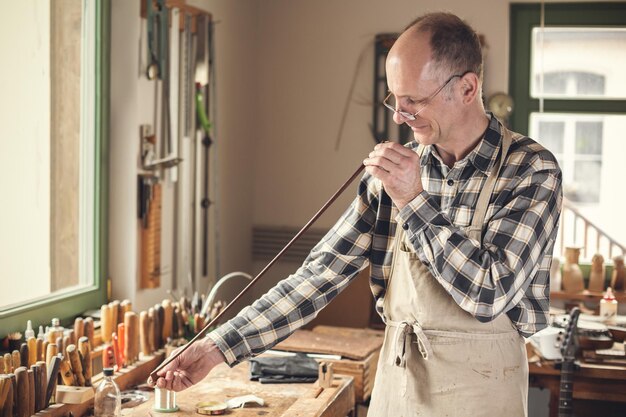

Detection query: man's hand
xmin=148 ymin=337 xmax=226 ymax=392
xmin=363 ymin=142 xmax=423 ymax=209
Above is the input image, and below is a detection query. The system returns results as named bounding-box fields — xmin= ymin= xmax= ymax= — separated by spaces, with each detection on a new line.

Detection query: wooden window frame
xmin=0 ymin=0 xmax=109 ymax=335
xmin=509 ymin=2 xmax=626 ymax=134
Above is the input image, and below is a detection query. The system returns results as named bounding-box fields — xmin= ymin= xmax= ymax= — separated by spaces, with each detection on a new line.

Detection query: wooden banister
xmin=559 ymin=197 xmax=625 ymax=260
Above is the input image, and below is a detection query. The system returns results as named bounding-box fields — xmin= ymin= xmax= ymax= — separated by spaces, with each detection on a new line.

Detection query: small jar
xmin=600 ymin=287 xmax=618 ymax=325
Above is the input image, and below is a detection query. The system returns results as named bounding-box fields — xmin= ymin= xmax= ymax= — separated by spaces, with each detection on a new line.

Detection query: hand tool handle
xmin=110 ymin=300 xmax=120 ymax=326
xmin=0 ymin=375 xmax=14 ymax=417
xmin=63 ymin=334 xmax=72 ymax=354
xmin=102 ymin=345 xmax=114 ymax=369
xmin=101 ymin=304 xmax=112 ymax=343
xmin=31 ymin=364 xmax=42 ymax=412
xmin=15 ymin=367 xmax=28 ymax=417
xmin=74 ymin=318 xmax=84 ymax=341
xmin=78 ymin=337 xmax=92 ymax=386
xmin=59 ymin=357 xmax=75 ymax=386
xmin=148 ymin=308 xmax=156 ymax=353
xmin=112 ymin=333 xmax=123 ymax=371
xmin=154 ymin=305 xmax=164 ymax=349
xmin=37 ymin=339 xmax=45 ymax=362
xmin=65 ymin=345 xmax=85 ymax=387
xmin=117 ymin=323 xmax=126 ymax=366
xmin=121 ymin=299 xmax=133 ymax=317
xmin=83 ymin=317 xmax=95 ymax=348
xmin=162 ymin=300 xmax=173 ymax=342
xmin=46 ymin=343 xmax=59 ymax=369
xmin=150 ymin=163 xmax=365 ymax=381
xmin=19 ymin=344 xmax=28 ymax=368
xmin=193 ymin=313 xmax=204 ymax=334
xmin=11 ymin=352 xmax=20 ymax=374
xmin=35 ymin=361 xmax=47 ymax=412
xmin=2 ymin=354 xmax=11 ymax=374
xmin=46 ymin=356 xmax=61 ymax=408
xmin=27 ymin=369 xmax=35 ymax=416
xmin=27 ymin=337 xmax=37 ymax=367
xmin=56 ymin=336 xmax=64 ymax=356
xmin=140 ymin=311 xmax=151 ymax=356
xmin=124 ymin=312 xmax=139 ymax=365
xmin=0 ymin=377 xmax=8 ymax=416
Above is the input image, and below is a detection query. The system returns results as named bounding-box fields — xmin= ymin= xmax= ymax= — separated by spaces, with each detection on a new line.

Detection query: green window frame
xmin=509 ymin=2 xmax=626 ymax=134
xmin=0 ymin=0 xmax=110 ymax=335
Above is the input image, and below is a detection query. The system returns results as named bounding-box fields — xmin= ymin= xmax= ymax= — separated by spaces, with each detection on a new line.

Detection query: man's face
xmin=385 ymin=32 xmax=457 ymax=146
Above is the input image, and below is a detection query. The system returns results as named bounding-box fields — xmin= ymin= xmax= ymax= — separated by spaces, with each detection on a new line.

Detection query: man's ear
xmin=461 ymin=73 xmax=480 ymax=104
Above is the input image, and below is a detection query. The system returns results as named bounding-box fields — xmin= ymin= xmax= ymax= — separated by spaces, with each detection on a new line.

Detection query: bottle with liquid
xmin=600 ymin=287 xmax=618 ymax=325
xmin=94 ymin=368 xmax=121 ymax=417
xmin=25 ymin=320 xmax=35 ymax=339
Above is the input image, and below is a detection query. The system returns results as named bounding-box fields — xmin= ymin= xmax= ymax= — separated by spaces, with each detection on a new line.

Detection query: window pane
xmin=572 ymin=160 xmax=601 ymax=203
xmin=531 ymin=28 xmax=626 ymax=99
xmin=530 ymin=113 xmax=626 ymax=257
xmin=0 ymin=1 xmax=96 ymax=310
xmin=537 ymin=121 xmax=564 ymax=154
xmin=576 ymin=121 xmax=603 ymax=155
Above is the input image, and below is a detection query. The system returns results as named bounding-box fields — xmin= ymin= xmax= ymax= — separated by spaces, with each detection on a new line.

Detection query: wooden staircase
xmin=556 ymin=197 xmax=626 ymax=260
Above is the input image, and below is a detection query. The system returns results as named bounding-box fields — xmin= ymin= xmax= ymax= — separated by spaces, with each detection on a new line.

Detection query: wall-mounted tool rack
xmin=139 ymin=0 xmax=217 ymax=294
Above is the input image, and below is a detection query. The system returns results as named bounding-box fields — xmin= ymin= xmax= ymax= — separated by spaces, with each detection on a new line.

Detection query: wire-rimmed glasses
xmin=383 ymin=71 xmax=470 ymax=121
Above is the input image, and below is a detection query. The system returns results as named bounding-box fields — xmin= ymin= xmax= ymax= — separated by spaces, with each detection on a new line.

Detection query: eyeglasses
xmin=383 ymin=71 xmax=470 ymax=121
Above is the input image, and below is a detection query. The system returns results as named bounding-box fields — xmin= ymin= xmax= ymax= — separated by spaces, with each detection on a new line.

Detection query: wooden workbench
xmin=273 ymin=326 xmax=384 ymax=403
xmin=123 ymin=361 xmax=355 ymax=417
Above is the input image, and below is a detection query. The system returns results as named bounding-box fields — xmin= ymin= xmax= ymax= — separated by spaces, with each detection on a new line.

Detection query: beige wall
xmin=109 ymin=0 xmax=621 ymax=310
xmin=109 ymin=0 xmax=258 ymax=312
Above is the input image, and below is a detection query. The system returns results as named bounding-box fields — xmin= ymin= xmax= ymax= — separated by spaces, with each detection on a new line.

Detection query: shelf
xmin=551 ymin=290 xmax=626 ymax=302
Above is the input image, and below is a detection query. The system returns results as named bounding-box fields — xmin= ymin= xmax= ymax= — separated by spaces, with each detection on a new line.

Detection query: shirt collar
xmin=413 ymin=113 xmax=504 ymax=174
xmin=467 ymin=113 xmax=503 ymax=175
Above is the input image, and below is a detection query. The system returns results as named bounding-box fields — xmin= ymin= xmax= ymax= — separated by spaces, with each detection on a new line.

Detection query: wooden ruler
xmin=140 ymin=181 xmax=162 ymax=289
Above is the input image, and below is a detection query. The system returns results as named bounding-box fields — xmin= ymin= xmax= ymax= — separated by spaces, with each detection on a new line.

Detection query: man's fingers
xmin=364 ymin=156 xmax=396 ymax=173
xmin=155 ymin=377 xmax=168 ymax=389
xmin=171 ymin=372 xmax=194 ymax=392
xmin=364 ymin=164 xmax=391 ymax=181
xmin=374 ymin=141 xmax=416 ymax=157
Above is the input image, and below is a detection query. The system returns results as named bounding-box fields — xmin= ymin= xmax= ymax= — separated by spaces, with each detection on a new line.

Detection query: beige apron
xmin=367 ymin=129 xmax=528 ymax=417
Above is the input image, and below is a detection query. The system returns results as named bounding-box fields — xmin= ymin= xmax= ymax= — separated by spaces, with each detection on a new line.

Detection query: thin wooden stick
xmin=150 ymin=163 xmax=365 ymax=381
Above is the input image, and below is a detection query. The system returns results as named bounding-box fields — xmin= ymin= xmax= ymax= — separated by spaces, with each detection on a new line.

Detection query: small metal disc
xmin=196 ymin=401 xmax=228 ymax=415
xmin=147 ymin=63 xmax=159 ymax=80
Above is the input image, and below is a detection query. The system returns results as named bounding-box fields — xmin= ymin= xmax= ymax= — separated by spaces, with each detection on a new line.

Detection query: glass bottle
xmin=94 ymin=368 xmax=121 ymax=417
xmin=600 ymin=287 xmax=618 ymax=325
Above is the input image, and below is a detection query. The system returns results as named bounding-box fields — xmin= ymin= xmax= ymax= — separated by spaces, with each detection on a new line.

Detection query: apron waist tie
xmin=387 ymin=320 xmax=432 ymax=367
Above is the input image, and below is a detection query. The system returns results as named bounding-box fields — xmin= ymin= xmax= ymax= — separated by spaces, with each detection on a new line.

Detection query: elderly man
xmin=153 ymin=12 xmax=562 ymax=416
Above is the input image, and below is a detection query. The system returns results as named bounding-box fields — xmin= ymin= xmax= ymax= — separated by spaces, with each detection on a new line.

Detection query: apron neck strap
xmin=467 ymin=126 xmax=514 ymax=243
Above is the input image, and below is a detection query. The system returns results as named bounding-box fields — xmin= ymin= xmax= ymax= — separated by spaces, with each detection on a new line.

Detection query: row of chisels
xmin=100 ymin=299 xmax=186 ymax=370
xmin=0 ymin=293 xmax=224 ymax=415
xmin=0 ymin=336 xmax=91 ymax=416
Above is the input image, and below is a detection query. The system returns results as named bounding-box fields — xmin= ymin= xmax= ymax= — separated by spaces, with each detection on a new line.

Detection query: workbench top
xmin=123 ymin=361 xmax=355 ymax=417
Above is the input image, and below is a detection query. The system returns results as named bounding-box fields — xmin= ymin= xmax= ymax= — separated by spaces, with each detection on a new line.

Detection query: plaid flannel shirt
xmin=209 ymin=115 xmax=563 ymax=366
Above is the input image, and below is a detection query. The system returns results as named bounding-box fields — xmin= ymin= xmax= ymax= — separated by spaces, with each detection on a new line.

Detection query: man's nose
xmin=393 ymin=111 xmax=408 ymax=125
